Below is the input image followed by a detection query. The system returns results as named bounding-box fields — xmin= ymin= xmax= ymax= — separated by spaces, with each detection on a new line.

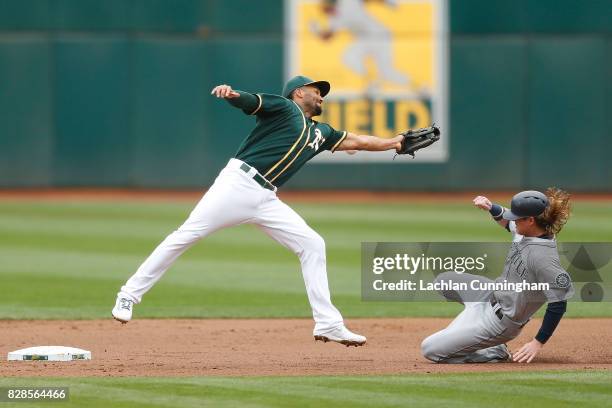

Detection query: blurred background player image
xmin=421 ymin=188 xmax=574 ymax=363
xmin=310 ymin=0 xmax=409 ymax=93
xmin=112 ymin=75 xmax=435 ymax=346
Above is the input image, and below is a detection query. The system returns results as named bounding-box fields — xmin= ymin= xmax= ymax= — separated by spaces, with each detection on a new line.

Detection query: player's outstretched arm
xmin=514 ymin=300 xmax=567 ymax=363
xmin=473 ymin=195 xmax=509 ymax=229
xmin=335 ymin=132 xmax=403 ymax=152
xmin=211 ymin=84 xmax=260 ymax=114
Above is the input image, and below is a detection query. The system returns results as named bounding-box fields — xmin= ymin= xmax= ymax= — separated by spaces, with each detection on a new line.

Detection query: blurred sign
xmin=285 ymin=0 xmax=448 ymax=162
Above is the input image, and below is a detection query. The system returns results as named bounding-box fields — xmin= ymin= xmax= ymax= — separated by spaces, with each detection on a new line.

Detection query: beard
xmin=302 ymin=96 xmax=323 ymax=116
xmin=308 ymin=99 xmax=322 ymax=116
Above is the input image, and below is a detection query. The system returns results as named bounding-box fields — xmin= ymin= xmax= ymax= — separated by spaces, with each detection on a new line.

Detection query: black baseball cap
xmin=282 ymin=75 xmax=330 ymax=99
xmin=503 ymin=190 xmax=549 ymax=221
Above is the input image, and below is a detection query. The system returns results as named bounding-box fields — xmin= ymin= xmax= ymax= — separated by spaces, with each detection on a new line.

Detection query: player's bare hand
xmin=473 ymin=196 xmax=492 ymax=211
xmin=211 ymin=84 xmax=240 ymax=99
xmin=392 ymin=135 xmax=403 ymax=153
xmin=513 ymin=339 xmax=543 ymax=363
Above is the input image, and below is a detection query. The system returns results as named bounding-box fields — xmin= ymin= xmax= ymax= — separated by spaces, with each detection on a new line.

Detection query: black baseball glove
xmin=396 ymin=126 xmax=441 ymax=158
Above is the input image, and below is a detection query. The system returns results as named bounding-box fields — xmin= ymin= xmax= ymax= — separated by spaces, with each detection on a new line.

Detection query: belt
xmin=490 ymin=297 xmax=530 ymax=328
xmin=239 ymin=162 xmax=276 ymax=192
xmin=490 ymin=298 xmax=504 ymax=320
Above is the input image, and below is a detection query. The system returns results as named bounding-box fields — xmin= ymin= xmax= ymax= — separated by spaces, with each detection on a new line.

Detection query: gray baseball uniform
xmin=495 ymin=235 xmax=574 ymax=323
xmin=421 ymin=221 xmax=574 ymax=363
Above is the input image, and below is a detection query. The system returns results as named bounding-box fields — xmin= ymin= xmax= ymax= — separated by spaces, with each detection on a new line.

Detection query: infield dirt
xmin=1 ymin=318 xmax=610 ymax=377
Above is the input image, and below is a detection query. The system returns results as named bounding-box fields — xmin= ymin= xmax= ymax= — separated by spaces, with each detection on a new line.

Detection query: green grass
xmin=1 ymin=199 xmax=611 ymax=319
xmin=1 ymin=199 xmax=611 ymax=407
xmin=0 ymin=371 xmax=610 ymax=408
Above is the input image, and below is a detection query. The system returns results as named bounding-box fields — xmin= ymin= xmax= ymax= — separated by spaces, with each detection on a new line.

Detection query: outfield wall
xmin=0 ymin=0 xmax=610 ymax=190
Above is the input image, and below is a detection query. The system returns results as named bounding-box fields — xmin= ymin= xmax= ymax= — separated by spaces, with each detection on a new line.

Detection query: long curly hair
xmin=535 ymin=187 xmax=571 ymax=235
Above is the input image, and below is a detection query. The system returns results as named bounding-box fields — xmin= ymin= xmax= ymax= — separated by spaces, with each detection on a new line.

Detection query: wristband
xmin=489 ymin=204 xmax=504 ymax=220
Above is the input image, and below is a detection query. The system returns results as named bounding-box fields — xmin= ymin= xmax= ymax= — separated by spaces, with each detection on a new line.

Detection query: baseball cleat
xmin=490 ymin=344 xmax=513 ymax=363
xmin=499 ymin=343 xmax=513 ymax=362
xmin=314 ymin=326 xmax=366 ymax=347
xmin=111 ymin=297 xmax=133 ymax=324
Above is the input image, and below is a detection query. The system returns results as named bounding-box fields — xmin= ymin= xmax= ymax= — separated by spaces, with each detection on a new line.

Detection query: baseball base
xmin=7 ymin=346 xmax=91 ymax=361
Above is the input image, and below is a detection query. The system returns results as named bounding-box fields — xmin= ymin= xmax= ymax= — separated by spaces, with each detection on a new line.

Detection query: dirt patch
xmin=1 ymin=189 xmax=611 ymax=203
xmin=0 ymin=318 xmax=610 ymax=377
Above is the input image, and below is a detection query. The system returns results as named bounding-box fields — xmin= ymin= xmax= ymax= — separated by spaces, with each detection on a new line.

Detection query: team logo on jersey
xmin=286 ymin=0 xmax=448 ymax=162
xmin=308 ymin=128 xmax=326 ymax=151
xmin=507 ymin=245 xmax=527 ymax=278
xmin=555 ymin=273 xmax=571 ymax=289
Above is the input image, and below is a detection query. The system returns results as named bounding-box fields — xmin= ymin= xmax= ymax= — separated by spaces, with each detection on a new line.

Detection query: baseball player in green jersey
xmin=112 ymin=75 xmax=429 ymax=346
xmin=421 ymin=188 xmax=574 ymax=363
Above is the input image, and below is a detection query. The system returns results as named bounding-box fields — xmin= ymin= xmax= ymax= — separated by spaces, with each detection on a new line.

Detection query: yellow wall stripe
xmin=263 ymin=100 xmax=306 ymax=178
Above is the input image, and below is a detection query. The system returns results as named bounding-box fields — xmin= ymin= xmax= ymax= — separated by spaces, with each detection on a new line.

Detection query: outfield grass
xmin=0 ymin=199 xmax=611 ymax=319
xmin=0 ymin=371 xmax=610 ymax=408
xmin=1 ymin=199 xmax=611 ymax=408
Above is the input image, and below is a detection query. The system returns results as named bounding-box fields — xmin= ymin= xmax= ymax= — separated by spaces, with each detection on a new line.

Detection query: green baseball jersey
xmin=233 ymin=93 xmax=347 ymax=187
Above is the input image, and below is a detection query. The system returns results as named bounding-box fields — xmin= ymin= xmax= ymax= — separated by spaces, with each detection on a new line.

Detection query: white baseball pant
xmin=421 ymin=272 xmax=523 ymax=363
xmin=118 ymin=158 xmax=344 ymax=333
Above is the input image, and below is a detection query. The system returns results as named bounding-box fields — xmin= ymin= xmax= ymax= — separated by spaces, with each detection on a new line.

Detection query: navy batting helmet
xmin=503 ymin=190 xmax=549 ymax=221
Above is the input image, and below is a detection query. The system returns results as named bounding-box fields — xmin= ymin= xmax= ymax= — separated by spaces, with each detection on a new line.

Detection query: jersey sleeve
xmin=226 ymin=91 xmax=260 ymax=115
xmin=318 ymin=123 xmax=347 ymax=153
xmin=529 ymin=249 xmax=575 ymax=302
xmin=535 ymin=301 xmax=567 ymax=344
xmin=250 ymin=93 xmax=292 ymax=116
